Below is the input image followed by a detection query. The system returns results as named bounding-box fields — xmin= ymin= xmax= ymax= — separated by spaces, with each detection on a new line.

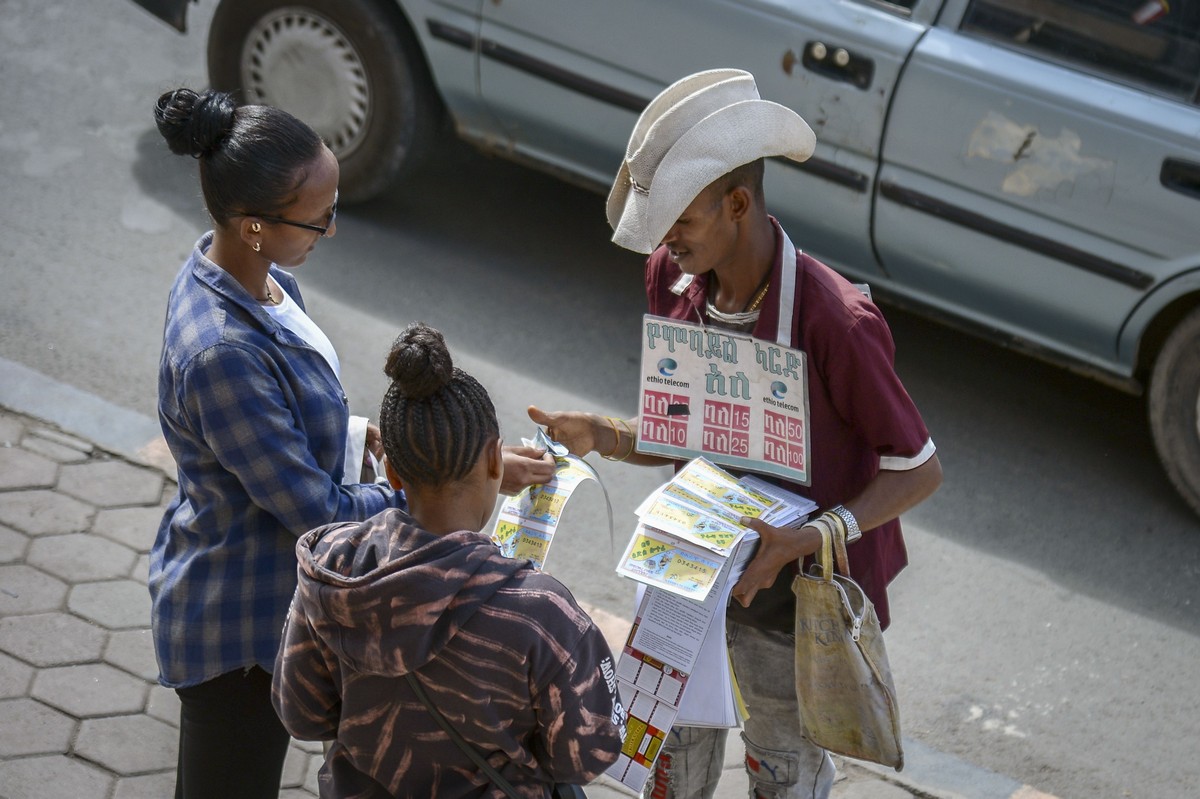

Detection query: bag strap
xmin=832 ymin=523 xmax=850 ymax=576
xmin=404 ymin=672 xmax=522 ymax=799
xmin=804 ymin=512 xmax=850 ymax=579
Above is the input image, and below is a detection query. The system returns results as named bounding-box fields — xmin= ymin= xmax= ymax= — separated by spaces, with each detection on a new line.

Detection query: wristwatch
xmin=830 ymin=505 xmax=861 ymax=544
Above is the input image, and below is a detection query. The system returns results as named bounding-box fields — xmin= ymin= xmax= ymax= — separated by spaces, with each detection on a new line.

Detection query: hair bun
xmin=154 ymin=88 xmax=237 ymax=158
xmin=384 ymin=322 xmax=454 ymax=400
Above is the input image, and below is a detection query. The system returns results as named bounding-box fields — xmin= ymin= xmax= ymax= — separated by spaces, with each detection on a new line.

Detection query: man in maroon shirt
xmin=530 ymin=68 xmax=942 ymax=799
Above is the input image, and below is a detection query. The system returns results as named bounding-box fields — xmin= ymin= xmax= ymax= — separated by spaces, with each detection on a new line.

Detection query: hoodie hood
xmin=294 ymin=508 xmax=528 ymax=676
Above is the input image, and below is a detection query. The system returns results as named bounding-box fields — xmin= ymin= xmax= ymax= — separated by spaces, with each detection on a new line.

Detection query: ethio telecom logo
xmin=770 ymin=381 xmax=788 ymax=399
xmin=657 ymin=358 xmax=678 ymax=377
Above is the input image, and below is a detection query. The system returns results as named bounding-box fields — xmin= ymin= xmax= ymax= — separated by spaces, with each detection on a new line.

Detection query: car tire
xmin=1148 ymin=305 xmax=1200 ymax=518
xmin=207 ymin=0 xmax=443 ymax=203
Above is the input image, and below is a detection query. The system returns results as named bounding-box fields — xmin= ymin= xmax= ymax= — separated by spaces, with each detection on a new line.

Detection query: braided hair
xmin=380 ymin=323 xmax=499 ymax=487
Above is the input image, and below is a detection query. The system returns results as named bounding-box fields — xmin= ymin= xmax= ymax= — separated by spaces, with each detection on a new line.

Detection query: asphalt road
xmin=2 ymin=1 xmax=1199 ymax=797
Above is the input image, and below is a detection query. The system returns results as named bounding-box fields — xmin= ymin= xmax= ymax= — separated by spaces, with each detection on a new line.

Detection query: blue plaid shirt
xmin=150 ymin=233 xmax=404 ymax=688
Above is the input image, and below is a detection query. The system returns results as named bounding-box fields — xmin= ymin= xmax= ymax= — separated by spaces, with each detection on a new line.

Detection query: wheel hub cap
xmin=240 ymin=8 xmax=370 ymax=158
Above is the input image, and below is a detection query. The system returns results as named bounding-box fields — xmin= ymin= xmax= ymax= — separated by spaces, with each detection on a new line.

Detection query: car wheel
xmin=1148 ymin=305 xmax=1200 ymax=518
xmin=207 ymin=0 xmax=443 ymax=203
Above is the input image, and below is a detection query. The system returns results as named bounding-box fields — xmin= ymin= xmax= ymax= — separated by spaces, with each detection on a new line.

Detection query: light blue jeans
xmin=641 ymin=621 xmax=835 ymax=799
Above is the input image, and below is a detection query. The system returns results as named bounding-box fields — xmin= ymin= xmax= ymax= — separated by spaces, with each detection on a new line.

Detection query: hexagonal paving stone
xmin=0 ymin=564 xmax=68 ymax=615
xmin=26 ymin=426 xmax=94 ymax=458
xmin=0 ymin=489 xmax=94 ymax=536
xmin=27 ymin=532 xmax=137 ymax=582
xmin=0 ymin=611 xmax=107 ymax=666
xmin=0 ymin=523 xmax=29 ymax=563
xmin=92 ymin=505 xmax=164 ymax=553
xmin=21 ymin=435 xmax=92 ymax=463
xmin=75 ymin=714 xmax=178 ymax=775
xmin=0 ymin=412 xmax=27 ymax=446
xmin=145 ymin=684 xmax=180 ymax=727
xmin=0 ymin=446 xmax=58 ymax=490
xmin=0 ymin=650 xmax=34 ymax=698
xmin=130 ymin=553 xmax=150 ymax=584
xmin=0 ymin=697 xmax=77 ymax=756
xmin=112 ymin=771 xmax=176 ymax=799
xmin=281 ymin=742 xmax=313 ymax=788
xmin=68 ymin=579 xmax=150 ymax=630
xmin=58 ymin=459 xmax=164 ymax=508
xmin=0 ymin=753 xmax=113 ymax=799
xmin=33 ymin=662 xmax=149 ymax=717
xmin=104 ymin=628 xmax=159 ymax=681
xmin=303 ymin=753 xmax=321 ymax=792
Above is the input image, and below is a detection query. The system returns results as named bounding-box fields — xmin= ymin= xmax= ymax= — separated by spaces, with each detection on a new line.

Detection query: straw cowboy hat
xmin=606 ymin=68 xmax=816 ymax=254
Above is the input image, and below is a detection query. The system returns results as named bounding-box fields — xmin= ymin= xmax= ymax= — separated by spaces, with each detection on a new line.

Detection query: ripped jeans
xmin=642 ymin=621 xmax=835 ymax=799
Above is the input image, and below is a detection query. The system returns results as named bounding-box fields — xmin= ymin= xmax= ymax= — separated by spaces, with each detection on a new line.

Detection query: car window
xmin=960 ymin=0 xmax=1200 ymax=102
xmin=859 ymin=0 xmax=920 ymax=14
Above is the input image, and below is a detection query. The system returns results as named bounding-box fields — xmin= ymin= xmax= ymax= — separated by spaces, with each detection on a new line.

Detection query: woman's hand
xmin=500 ymin=445 xmax=556 ymax=495
xmin=360 ymin=423 xmax=385 ymax=483
xmin=731 ymin=517 xmax=822 ymax=608
xmin=527 ymin=405 xmax=608 ymax=457
xmin=365 ymin=423 xmax=384 ymax=461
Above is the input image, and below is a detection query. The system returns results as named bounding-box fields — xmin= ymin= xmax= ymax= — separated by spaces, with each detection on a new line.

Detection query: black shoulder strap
xmin=404 ymin=671 xmax=522 ymax=799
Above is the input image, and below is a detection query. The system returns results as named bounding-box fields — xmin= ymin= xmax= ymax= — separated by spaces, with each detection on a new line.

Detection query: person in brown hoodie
xmin=272 ymin=322 xmax=623 ymax=798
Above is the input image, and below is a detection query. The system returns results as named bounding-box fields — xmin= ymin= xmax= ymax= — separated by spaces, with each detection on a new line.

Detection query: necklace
xmin=259 ymin=280 xmax=275 ymax=305
xmin=706 ymin=272 xmax=771 ymax=327
xmin=745 ymin=278 xmax=771 ymax=312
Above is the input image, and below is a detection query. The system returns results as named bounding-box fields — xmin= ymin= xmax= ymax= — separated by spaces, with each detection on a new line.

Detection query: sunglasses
xmin=250 ymin=190 xmax=338 ymax=236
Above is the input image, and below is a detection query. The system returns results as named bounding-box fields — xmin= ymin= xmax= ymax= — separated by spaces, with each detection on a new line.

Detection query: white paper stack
xmin=605 ymin=459 xmax=818 ymax=791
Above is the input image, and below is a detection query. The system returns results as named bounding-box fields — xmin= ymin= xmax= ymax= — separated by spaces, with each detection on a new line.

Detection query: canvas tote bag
xmin=791 ymin=524 xmax=904 ymax=769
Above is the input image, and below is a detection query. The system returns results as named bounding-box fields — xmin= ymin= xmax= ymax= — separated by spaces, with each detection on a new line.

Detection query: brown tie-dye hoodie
xmin=272 ymin=508 xmax=623 ymax=798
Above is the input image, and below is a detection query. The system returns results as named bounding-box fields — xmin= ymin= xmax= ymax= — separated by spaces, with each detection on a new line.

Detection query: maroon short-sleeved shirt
xmin=644 ymin=219 xmax=934 ymax=630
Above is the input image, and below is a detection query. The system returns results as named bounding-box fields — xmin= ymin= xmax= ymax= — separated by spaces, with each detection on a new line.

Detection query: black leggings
xmin=174 ymin=666 xmax=292 ymax=799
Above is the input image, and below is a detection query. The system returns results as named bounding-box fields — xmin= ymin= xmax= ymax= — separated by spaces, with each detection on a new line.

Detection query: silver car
xmin=133 ymin=0 xmax=1200 ymax=518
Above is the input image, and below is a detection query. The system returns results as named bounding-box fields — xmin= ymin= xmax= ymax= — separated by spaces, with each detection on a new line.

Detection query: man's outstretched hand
xmin=527 ymin=405 xmax=603 ymax=457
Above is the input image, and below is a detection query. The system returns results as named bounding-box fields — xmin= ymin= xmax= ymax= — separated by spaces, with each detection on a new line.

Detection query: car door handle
xmin=1161 ymin=158 xmax=1200 ymax=200
xmin=798 ymin=41 xmax=873 ymax=89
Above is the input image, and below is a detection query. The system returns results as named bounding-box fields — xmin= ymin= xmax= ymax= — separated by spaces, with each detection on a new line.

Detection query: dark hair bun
xmin=384 ymin=323 xmax=454 ymax=400
xmin=154 ymin=88 xmax=237 ymax=158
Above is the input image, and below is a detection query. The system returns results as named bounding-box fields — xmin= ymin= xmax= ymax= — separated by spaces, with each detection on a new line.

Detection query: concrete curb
xmin=0 ymin=357 xmax=174 ymax=477
xmin=858 ymin=737 xmax=1057 ymax=799
xmin=0 ymin=355 xmax=1058 ymax=799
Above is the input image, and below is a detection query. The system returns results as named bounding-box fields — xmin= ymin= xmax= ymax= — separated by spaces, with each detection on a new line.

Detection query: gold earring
xmin=251 ymin=222 xmax=261 ymax=233
xmin=253 ymin=242 xmax=261 ymax=252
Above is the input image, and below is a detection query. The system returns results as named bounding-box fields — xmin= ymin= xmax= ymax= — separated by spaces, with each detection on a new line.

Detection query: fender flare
xmin=1119 ymin=267 xmax=1200 ymax=379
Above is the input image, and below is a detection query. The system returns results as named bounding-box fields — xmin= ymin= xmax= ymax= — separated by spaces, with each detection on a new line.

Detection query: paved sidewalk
xmin=0 ymin=400 xmax=1049 ymax=799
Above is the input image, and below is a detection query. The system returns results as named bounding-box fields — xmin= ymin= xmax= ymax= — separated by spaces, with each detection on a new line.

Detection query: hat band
xmin=629 ymin=172 xmax=650 ymax=196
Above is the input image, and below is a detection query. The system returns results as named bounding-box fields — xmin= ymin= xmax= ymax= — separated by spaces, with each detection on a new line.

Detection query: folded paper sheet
xmin=490 ymin=428 xmax=612 ymax=570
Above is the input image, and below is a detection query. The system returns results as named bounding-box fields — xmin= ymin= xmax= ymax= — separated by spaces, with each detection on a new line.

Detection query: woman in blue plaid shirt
xmin=149 ymin=88 xmax=551 ymax=799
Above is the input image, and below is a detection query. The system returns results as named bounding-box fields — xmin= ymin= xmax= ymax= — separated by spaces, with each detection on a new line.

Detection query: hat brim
xmin=611 ymin=99 xmax=815 ymax=254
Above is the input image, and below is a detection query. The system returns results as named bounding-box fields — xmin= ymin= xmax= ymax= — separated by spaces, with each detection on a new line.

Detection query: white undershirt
xmin=262 ymin=279 xmax=373 ymax=484
xmin=262 ymin=280 xmax=340 ymax=379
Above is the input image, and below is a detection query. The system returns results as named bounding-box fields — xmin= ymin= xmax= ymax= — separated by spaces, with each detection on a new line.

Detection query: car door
xmin=476 ymin=0 xmax=944 ymax=278
xmin=874 ymin=0 xmax=1200 ymax=374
